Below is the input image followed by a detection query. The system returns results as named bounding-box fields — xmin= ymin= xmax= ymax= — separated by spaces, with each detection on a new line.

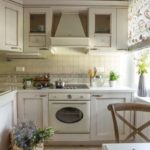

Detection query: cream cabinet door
xmin=0 ymin=1 xmax=23 ymax=51
xmin=17 ymin=93 xmax=48 ymax=128
xmin=89 ymin=8 xmax=116 ymax=49
xmin=91 ymin=92 xmax=133 ymax=142
xmin=24 ymin=7 xmax=52 ymax=52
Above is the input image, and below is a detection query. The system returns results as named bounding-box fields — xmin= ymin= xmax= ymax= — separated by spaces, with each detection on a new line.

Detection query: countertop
xmin=0 ymin=90 xmax=17 ymax=107
xmin=0 ymin=90 xmax=12 ymax=96
xmin=136 ymin=96 xmax=150 ymax=103
xmin=17 ymin=86 xmax=135 ymax=93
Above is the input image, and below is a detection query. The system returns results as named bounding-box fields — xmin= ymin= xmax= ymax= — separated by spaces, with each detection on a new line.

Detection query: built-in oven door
xmin=49 ymin=101 xmax=90 ymax=134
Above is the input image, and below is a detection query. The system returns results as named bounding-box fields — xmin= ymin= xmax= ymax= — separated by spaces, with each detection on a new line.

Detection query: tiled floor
xmin=45 ymin=146 xmax=102 ymax=150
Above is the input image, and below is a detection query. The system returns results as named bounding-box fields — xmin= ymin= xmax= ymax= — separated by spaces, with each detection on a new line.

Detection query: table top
xmin=102 ymin=143 xmax=150 ymax=150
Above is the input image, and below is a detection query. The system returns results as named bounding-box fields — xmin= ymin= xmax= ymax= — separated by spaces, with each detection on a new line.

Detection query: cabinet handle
xmin=11 ymin=47 xmax=21 ymax=50
xmin=92 ymin=95 xmax=103 ymax=98
xmin=39 ymin=47 xmax=48 ymax=50
xmin=40 ymin=95 xmax=47 ymax=97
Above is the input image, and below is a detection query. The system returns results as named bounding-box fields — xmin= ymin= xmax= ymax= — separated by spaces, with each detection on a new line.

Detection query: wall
xmin=0 ymin=52 xmax=129 ymax=88
xmin=0 ymin=53 xmax=126 ymax=74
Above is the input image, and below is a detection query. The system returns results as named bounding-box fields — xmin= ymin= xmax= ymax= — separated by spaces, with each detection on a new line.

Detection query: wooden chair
xmin=107 ymin=103 xmax=150 ymax=143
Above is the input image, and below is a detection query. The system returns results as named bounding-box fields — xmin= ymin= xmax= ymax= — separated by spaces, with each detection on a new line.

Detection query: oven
xmin=49 ymin=93 xmax=90 ymax=134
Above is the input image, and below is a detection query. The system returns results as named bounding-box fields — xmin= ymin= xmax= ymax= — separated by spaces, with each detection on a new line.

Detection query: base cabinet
xmin=0 ymin=91 xmax=17 ymax=150
xmin=17 ymin=92 xmax=48 ymax=128
xmin=135 ymin=99 xmax=150 ymax=142
xmin=91 ymin=92 xmax=133 ymax=142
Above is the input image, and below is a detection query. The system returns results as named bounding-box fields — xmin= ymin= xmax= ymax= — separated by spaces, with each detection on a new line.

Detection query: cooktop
xmin=48 ymin=84 xmax=89 ymax=89
xmin=63 ymin=84 xmax=89 ymax=89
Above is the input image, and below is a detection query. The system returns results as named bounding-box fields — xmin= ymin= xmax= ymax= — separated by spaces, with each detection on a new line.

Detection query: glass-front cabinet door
xmin=24 ymin=8 xmax=52 ymax=52
xmin=89 ymin=8 xmax=116 ymax=49
xmin=30 ymin=14 xmax=46 ymax=33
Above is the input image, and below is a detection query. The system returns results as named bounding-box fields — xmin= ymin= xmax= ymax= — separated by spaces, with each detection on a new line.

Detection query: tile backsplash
xmin=0 ymin=52 xmax=129 ymax=89
xmin=0 ymin=54 xmax=127 ymax=74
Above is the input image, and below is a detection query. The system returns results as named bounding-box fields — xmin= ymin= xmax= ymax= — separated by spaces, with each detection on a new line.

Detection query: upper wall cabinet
xmin=24 ymin=8 xmax=52 ymax=52
xmin=89 ymin=8 xmax=128 ymax=50
xmin=116 ymin=8 xmax=128 ymax=50
xmin=89 ymin=8 xmax=116 ymax=49
xmin=0 ymin=0 xmax=23 ymax=52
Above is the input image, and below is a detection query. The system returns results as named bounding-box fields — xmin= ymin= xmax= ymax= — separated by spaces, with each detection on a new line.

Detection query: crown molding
xmin=23 ymin=0 xmax=129 ymax=7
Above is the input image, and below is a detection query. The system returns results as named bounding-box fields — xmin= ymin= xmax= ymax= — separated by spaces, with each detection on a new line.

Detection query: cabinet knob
xmin=80 ymin=96 xmax=84 ymax=99
xmin=67 ymin=94 xmax=72 ymax=99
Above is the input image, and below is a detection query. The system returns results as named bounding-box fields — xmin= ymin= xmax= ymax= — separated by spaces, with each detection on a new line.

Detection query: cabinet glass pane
xmin=30 ymin=14 xmax=46 ymax=33
xmin=95 ymin=15 xmax=110 ymax=34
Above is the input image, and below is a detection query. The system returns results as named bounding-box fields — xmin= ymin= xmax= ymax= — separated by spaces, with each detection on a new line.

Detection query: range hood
xmin=50 ymin=13 xmax=89 ymax=54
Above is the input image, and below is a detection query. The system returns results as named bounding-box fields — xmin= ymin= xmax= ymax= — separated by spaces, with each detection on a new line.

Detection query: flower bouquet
xmin=11 ymin=121 xmax=54 ymax=150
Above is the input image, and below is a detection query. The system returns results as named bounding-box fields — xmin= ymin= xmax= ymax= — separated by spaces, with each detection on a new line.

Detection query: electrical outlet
xmin=16 ymin=66 xmax=25 ymax=72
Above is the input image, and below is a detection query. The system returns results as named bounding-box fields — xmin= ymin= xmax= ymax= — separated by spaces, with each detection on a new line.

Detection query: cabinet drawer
xmin=91 ymin=93 xmax=132 ymax=99
xmin=29 ymin=35 xmax=46 ymax=47
xmin=94 ymin=34 xmax=111 ymax=47
xmin=49 ymin=93 xmax=90 ymax=100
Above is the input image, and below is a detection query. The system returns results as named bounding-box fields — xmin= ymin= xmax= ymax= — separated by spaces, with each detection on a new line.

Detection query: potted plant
xmin=109 ymin=71 xmax=119 ymax=87
xmin=12 ymin=121 xmax=54 ymax=150
xmin=136 ymin=51 xmax=149 ymax=97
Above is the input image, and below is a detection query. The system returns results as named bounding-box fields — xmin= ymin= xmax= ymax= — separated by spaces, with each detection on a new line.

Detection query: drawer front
xmin=94 ymin=34 xmax=111 ymax=47
xmin=29 ymin=35 xmax=46 ymax=47
xmin=49 ymin=93 xmax=91 ymax=101
xmin=91 ymin=93 xmax=132 ymax=99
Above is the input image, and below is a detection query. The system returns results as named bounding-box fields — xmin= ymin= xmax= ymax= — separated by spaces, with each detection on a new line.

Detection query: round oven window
xmin=56 ymin=107 xmax=83 ymax=123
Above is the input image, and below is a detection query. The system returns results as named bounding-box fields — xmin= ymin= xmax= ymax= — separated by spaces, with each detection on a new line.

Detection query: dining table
xmin=102 ymin=143 xmax=150 ymax=150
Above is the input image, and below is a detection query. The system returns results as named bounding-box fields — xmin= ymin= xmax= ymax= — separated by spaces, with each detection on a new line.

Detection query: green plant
xmin=109 ymin=71 xmax=119 ymax=81
xmin=136 ymin=52 xmax=149 ymax=75
xmin=13 ymin=121 xmax=54 ymax=150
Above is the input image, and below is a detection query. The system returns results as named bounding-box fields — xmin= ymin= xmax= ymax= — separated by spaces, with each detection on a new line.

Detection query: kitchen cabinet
xmin=24 ymin=7 xmax=52 ymax=52
xmin=89 ymin=8 xmax=128 ymax=50
xmin=135 ymin=98 xmax=150 ymax=142
xmin=0 ymin=0 xmax=23 ymax=52
xmin=8 ymin=0 xmax=23 ymax=4
xmin=0 ymin=91 xmax=17 ymax=150
xmin=89 ymin=8 xmax=116 ymax=49
xmin=17 ymin=92 xmax=48 ymax=128
xmin=116 ymin=8 xmax=128 ymax=50
xmin=91 ymin=92 xmax=133 ymax=142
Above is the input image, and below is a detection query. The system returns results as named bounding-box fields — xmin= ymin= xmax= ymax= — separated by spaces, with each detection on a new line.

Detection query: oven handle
xmin=52 ymin=102 xmax=87 ymax=105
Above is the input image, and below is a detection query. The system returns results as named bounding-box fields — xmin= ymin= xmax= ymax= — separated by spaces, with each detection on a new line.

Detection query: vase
xmin=109 ymin=80 xmax=116 ymax=87
xmin=138 ymin=74 xmax=147 ymax=97
xmin=12 ymin=143 xmax=44 ymax=150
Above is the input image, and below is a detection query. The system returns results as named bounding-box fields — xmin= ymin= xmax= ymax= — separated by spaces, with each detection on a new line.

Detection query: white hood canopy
xmin=50 ymin=12 xmax=89 ymax=51
xmin=55 ymin=13 xmax=86 ymax=37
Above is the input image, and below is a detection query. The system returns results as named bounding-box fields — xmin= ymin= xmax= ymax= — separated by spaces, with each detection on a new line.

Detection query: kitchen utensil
xmin=55 ymin=79 xmax=65 ymax=88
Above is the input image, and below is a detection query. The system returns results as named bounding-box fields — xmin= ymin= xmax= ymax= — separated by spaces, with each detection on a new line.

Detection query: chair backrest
xmin=107 ymin=103 xmax=150 ymax=143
